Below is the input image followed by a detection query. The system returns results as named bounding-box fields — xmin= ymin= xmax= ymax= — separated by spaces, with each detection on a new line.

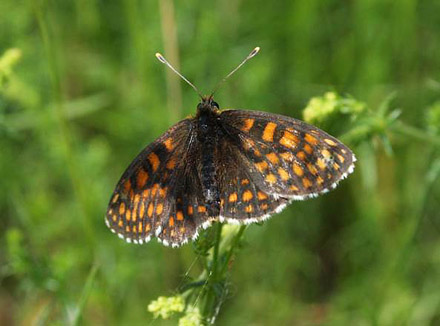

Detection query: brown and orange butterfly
xmin=106 ymin=48 xmax=356 ymax=247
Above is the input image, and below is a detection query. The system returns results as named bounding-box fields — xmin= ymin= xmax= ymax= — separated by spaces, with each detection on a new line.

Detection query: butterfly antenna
xmin=155 ymin=52 xmax=203 ymax=99
xmin=210 ymin=46 xmax=260 ymax=97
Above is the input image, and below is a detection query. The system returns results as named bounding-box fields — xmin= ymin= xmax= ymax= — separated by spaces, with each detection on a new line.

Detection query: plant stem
xmin=220 ymin=225 xmax=247 ymax=276
xmin=203 ymin=222 xmax=223 ymax=322
xmin=391 ymin=121 xmax=440 ymax=146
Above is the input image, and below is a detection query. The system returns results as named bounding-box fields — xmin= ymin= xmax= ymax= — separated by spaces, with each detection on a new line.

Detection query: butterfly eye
xmin=211 ymin=101 xmax=220 ymax=109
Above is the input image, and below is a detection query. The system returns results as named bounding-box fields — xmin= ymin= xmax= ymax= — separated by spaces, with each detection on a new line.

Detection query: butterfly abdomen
xmin=196 ymin=108 xmax=221 ymax=216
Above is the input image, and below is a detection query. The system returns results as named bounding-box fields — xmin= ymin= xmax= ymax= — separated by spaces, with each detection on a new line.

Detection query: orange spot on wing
xmin=337 ymin=154 xmax=345 ymax=163
xmin=257 ymin=191 xmax=268 ymax=200
xmin=188 ymin=206 xmax=193 ymax=215
xmin=112 ymin=194 xmax=119 ymax=203
xmin=304 ymin=144 xmax=313 ymax=154
xmin=148 ymin=152 xmax=160 ymax=172
xmin=123 ymin=180 xmax=131 ymax=194
xmin=242 ymin=190 xmax=253 ymax=202
xmin=136 ymin=169 xmax=149 ymax=189
xmin=176 ymin=211 xmax=184 ymax=221
xmin=280 ymin=152 xmax=294 ymax=161
xmin=159 ymin=187 xmax=167 ymax=197
xmin=262 ymin=122 xmax=277 ymax=142
xmin=229 ymin=192 xmax=238 ymax=203
xmin=325 ymin=138 xmax=337 ymax=146
xmin=296 ymin=151 xmax=306 ymax=161
xmin=126 ymin=210 xmax=131 ymax=221
xmin=321 ymin=149 xmax=331 ymax=159
xmin=241 ymin=179 xmax=250 ymax=185
xmin=280 ymin=131 xmax=299 ymax=149
xmin=317 ymin=176 xmax=324 ymax=185
xmin=132 ymin=194 xmax=141 ymax=221
xmin=198 ymin=206 xmax=207 ymax=213
xmin=125 ymin=226 xmax=130 ymax=233
xmin=293 ymin=163 xmax=304 ymax=176
xmin=119 ymin=202 xmax=126 ymax=215
xmin=290 ymin=185 xmax=299 ymax=191
xmin=169 ymin=217 xmax=175 ymax=227
xmin=147 ymin=203 xmax=154 ymax=217
xmin=166 ymin=158 xmax=176 ymax=170
xmin=118 ymin=220 xmax=123 ymax=227
xmin=242 ymin=138 xmax=255 ymax=150
xmin=333 ymin=163 xmax=340 ymax=170
xmin=139 ymin=202 xmax=145 ymax=218
xmin=132 ymin=206 xmax=137 ymax=221
xmin=145 ymin=223 xmax=151 ymax=232
xmin=278 ymin=167 xmax=290 ymax=181
xmin=265 ymin=173 xmax=277 ymax=184
xmin=151 ymin=183 xmax=160 ymax=197
xmin=316 ymin=158 xmax=326 ymax=170
xmin=302 ymin=178 xmax=312 ymax=188
xmin=266 ymin=152 xmax=279 ymax=164
xmin=241 ymin=118 xmax=254 ymax=132
xmin=156 ymin=203 xmax=164 ymax=215
xmin=260 ymin=203 xmax=268 ymax=210
xmin=305 ymin=133 xmax=318 ymax=145
xmin=163 ymin=138 xmax=174 ymax=151
xmin=255 ymin=161 xmax=269 ymax=172
xmin=307 ymin=163 xmax=318 ymax=175
xmin=245 ymin=205 xmax=254 ymax=213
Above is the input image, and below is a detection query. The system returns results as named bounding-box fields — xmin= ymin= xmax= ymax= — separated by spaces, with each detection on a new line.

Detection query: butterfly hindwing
xmin=219 ymin=109 xmax=356 ymax=201
xmin=155 ymin=159 xmax=215 ymax=246
xmin=216 ymin=135 xmax=289 ymax=223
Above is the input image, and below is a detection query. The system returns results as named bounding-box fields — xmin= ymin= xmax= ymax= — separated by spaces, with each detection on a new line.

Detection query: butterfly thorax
xmin=195 ymin=97 xmax=221 ymax=216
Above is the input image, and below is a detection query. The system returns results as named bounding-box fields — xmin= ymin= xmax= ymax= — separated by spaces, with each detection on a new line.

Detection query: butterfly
xmin=105 ymin=47 xmax=356 ymax=247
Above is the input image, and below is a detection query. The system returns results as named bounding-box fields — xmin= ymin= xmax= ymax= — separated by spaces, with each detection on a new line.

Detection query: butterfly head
xmin=197 ymin=96 xmax=220 ymax=114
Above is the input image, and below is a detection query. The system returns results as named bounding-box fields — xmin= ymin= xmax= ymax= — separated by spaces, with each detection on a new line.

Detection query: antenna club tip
xmin=155 ymin=53 xmax=166 ymax=63
xmin=249 ymin=47 xmax=260 ymax=58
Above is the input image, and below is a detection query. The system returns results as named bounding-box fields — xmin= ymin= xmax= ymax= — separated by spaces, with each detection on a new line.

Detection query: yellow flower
xmin=147 ymin=295 xmax=185 ymax=319
xmin=303 ymin=92 xmax=366 ymax=124
xmin=178 ymin=306 xmax=203 ymax=326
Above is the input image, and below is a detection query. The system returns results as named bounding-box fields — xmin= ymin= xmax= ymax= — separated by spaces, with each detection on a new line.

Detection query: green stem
xmin=220 ymin=225 xmax=247 ymax=276
xmin=202 ymin=223 xmax=223 ymax=322
xmin=391 ymin=121 xmax=440 ymax=146
xmin=212 ymin=223 xmax=223 ymax=279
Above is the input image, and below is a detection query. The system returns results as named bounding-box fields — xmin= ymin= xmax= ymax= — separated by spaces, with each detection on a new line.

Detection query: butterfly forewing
xmin=219 ymin=109 xmax=356 ymax=200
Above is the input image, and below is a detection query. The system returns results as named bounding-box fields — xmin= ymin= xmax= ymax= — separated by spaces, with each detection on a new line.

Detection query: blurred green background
xmin=1 ymin=0 xmax=440 ymax=325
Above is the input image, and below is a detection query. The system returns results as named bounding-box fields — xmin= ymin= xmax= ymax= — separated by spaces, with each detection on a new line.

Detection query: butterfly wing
xmin=106 ymin=119 xmax=212 ymax=247
xmin=216 ymin=133 xmax=290 ymax=223
xmin=217 ymin=109 xmax=355 ymax=222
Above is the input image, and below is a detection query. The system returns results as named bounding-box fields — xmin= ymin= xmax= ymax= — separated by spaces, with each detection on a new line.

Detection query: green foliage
xmin=1 ymin=0 xmax=440 ymax=325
